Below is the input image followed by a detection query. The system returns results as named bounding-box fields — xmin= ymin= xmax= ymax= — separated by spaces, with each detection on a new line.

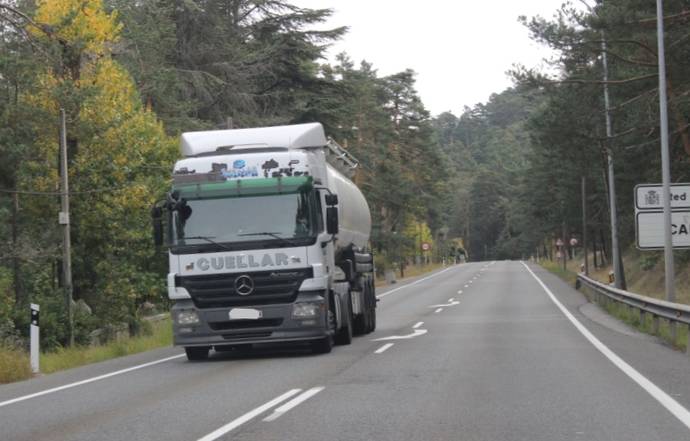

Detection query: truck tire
xmin=311 ymin=335 xmax=333 ymax=354
xmin=334 ymin=296 xmax=353 ymax=345
xmin=366 ymin=278 xmax=376 ymax=333
xmin=368 ymin=305 xmax=376 ymax=333
xmin=185 ymin=346 xmax=210 ymax=361
xmin=353 ymin=277 xmax=375 ymax=335
xmin=312 ymin=309 xmax=335 ymax=354
xmin=353 ymin=314 xmax=366 ymax=336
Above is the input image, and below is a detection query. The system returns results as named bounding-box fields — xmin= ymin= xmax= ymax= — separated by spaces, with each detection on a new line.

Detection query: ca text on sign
xmin=636 ymin=210 xmax=690 ymax=249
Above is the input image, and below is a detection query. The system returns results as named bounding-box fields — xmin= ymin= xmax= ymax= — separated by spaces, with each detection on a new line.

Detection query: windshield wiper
xmin=237 ymin=231 xmax=300 ymax=245
xmin=181 ymin=236 xmax=233 ymax=251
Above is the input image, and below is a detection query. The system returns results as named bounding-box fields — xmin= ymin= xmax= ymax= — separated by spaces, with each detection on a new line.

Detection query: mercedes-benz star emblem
xmin=234 ymin=275 xmax=254 ymax=296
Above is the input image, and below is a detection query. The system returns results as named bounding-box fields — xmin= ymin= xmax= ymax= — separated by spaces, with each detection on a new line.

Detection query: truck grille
xmin=177 ymin=268 xmax=313 ymax=309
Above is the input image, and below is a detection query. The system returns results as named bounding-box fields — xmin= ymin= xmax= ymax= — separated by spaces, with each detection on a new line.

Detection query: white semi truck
xmin=152 ymin=123 xmax=377 ymax=360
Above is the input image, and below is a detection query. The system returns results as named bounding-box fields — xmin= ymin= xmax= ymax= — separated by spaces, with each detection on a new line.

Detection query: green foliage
xmin=0 ymin=0 xmax=175 ymax=349
xmin=0 ymin=268 xmax=13 ymax=325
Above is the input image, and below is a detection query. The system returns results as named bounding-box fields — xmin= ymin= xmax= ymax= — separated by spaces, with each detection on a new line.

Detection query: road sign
xmin=636 ymin=210 xmax=690 ymax=249
xmin=635 ymin=183 xmax=690 ymax=210
xmin=421 ymin=242 xmax=431 ymax=252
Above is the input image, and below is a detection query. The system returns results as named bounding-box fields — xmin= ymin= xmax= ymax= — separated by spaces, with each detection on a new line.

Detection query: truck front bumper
xmin=171 ymin=292 xmax=328 ymax=347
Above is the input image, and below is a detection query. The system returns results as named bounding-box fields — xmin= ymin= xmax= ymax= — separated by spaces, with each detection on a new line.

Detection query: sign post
xmin=655 ymin=0 xmax=676 ymax=338
xmin=30 ymin=303 xmax=40 ymax=374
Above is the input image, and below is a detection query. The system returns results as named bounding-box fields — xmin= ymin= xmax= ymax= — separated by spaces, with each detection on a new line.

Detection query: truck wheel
xmin=311 ymin=335 xmax=333 ymax=354
xmin=185 ymin=346 xmax=210 ymax=361
xmin=366 ymin=278 xmax=377 ymax=333
xmin=368 ymin=306 xmax=377 ymax=333
xmin=334 ymin=298 xmax=353 ymax=345
xmin=353 ymin=316 xmax=366 ymax=335
xmin=353 ymin=310 xmax=367 ymax=336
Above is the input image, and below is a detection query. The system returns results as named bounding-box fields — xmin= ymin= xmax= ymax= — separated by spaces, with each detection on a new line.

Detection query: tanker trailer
xmin=152 ymin=123 xmax=376 ymax=360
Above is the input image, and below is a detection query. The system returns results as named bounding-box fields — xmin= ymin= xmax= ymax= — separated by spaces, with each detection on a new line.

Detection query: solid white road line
xmin=434 ymin=308 xmax=443 ymax=314
xmin=448 ymin=297 xmax=455 ymax=302
xmin=263 ymin=387 xmax=325 ymax=422
xmin=0 ymin=353 xmax=185 ymax=409
xmin=521 ymin=262 xmax=690 ymax=431
xmin=197 ymin=389 xmax=302 ymax=441
xmin=374 ymin=343 xmax=395 ymax=354
xmin=376 ymin=266 xmax=455 ymax=299
xmin=413 ymin=321 xmax=424 ymax=329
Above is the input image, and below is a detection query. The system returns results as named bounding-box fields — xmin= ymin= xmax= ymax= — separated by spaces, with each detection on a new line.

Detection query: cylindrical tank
xmin=327 ymin=165 xmax=371 ymax=251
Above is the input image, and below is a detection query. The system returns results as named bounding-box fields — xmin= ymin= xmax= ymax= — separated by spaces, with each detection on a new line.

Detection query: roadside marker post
xmin=30 ymin=303 xmax=40 ymax=374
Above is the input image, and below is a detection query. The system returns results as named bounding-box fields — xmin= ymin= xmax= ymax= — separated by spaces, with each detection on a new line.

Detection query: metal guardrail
xmin=577 ymin=273 xmax=690 ymax=354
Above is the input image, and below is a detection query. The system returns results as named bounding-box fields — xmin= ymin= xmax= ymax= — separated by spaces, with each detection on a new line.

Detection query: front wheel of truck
xmin=311 ymin=335 xmax=333 ymax=354
xmin=185 ymin=346 xmax=210 ymax=361
xmin=334 ymin=297 xmax=353 ymax=345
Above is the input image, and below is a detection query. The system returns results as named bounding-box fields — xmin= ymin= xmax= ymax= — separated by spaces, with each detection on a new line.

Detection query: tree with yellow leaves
xmin=12 ymin=0 xmax=176 ymax=346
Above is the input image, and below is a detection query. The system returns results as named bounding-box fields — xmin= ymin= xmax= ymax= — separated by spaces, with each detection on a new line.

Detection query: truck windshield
xmin=170 ymin=190 xmax=320 ymax=251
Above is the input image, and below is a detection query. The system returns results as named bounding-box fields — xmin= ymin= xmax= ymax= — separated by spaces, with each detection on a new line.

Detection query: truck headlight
xmin=292 ymin=302 xmax=320 ymax=319
xmin=176 ymin=310 xmax=199 ymax=325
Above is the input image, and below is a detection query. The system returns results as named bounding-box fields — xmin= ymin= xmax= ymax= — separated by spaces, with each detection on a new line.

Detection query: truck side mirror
xmin=326 ymin=207 xmax=339 ymax=235
xmin=151 ymin=205 xmax=164 ymax=248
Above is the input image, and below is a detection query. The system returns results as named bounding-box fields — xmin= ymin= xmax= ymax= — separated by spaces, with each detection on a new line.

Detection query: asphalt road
xmin=2 ymin=261 xmax=690 ymax=441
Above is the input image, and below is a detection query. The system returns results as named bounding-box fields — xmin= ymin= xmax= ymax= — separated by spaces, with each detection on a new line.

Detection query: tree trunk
xmin=599 ymin=229 xmax=609 ymax=264
xmin=592 ymin=228 xmax=599 ymax=269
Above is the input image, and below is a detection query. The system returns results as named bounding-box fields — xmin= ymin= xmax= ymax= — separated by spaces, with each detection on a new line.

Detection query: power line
xmin=0 ymin=185 xmax=133 ymax=196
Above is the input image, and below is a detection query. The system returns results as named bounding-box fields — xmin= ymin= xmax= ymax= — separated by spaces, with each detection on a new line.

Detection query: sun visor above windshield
xmin=173 ymin=176 xmax=313 ymax=199
xmin=180 ymin=123 xmax=327 ymax=157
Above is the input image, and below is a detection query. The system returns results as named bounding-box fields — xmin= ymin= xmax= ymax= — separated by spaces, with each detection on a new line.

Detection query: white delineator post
xmin=30 ymin=303 xmax=40 ymax=374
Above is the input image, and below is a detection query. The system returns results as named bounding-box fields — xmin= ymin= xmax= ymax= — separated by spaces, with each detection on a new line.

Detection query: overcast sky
xmin=291 ymin=0 xmax=569 ymax=117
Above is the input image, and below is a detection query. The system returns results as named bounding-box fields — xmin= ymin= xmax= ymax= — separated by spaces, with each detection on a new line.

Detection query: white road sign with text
xmin=635 ymin=184 xmax=690 ymax=210
xmin=636 ymin=210 xmax=690 ymax=249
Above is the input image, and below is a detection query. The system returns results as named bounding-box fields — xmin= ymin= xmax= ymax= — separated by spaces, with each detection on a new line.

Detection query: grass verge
xmin=539 ymin=259 xmax=578 ymax=285
xmin=0 ymin=346 xmax=32 ymax=384
xmin=539 ymin=260 xmax=688 ymax=352
xmin=0 ymin=318 xmax=172 ymax=384
xmin=375 ymin=262 xmax=445 ymax=288
xmin=41 ymin=319 xmax=173 ymax=374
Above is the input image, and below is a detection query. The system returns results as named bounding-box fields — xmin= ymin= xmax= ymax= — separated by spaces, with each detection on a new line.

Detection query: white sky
xmin=291 ymin=0 xmax=568 ymax=116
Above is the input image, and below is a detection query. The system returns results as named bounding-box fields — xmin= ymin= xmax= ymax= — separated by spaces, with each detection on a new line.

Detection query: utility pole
xmin=59 ymin=109 xmax=74 ymax=346
xmin=655 ymin=0 xmax=676 ymax=336
xmin=561 ymin=221 xmax=567 ymax=271
xmin=11 ymin=191 xmax=21 ymax=304
xmin=600 ymin=20 xmax=626 ymax=290
xmin=582 ymin=176 xmax=589 ymax=276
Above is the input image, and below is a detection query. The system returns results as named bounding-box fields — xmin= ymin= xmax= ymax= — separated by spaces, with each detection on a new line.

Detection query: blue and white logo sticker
xmin=233 ymin=160 xmax=246 ymax=169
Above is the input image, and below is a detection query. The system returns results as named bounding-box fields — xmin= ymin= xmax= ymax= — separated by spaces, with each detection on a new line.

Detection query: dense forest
xmin=437 ymin=0 xmax=690 ymax=272
xmin=2 ymin=0 xmax=690 ymax=349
